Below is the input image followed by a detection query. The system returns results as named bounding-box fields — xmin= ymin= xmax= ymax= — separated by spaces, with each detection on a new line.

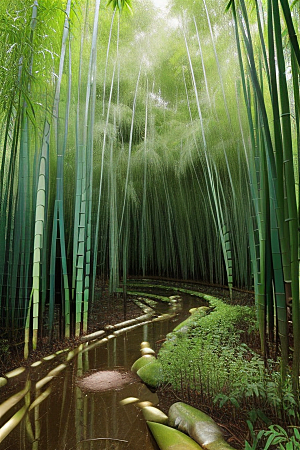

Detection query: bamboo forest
xmin=1 ymin=0 xmax=300 ymax=448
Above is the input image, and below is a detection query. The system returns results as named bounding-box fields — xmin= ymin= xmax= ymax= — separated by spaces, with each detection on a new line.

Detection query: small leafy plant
xmin=245 ymin=423 xmax=300 ymax=450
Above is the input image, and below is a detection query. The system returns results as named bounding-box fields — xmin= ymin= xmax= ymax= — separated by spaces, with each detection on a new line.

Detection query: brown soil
xmin=0 ymin=290 xmax=142 ymax=375
xmin=127 ymin=276 xmax=255 ymax=306
xmin=77 ymin=369 xmax=140 ymax=392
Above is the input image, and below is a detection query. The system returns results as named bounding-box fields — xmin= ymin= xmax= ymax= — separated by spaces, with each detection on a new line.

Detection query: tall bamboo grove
xmin=2 ymin=0 xmax=297 ymax=395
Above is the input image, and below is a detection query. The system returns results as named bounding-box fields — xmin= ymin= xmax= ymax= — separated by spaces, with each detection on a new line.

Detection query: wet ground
xmin=0 ymin=286 xmax=208 ymax=450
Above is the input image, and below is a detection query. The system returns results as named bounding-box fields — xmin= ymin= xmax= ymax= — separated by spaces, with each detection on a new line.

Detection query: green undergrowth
xmin=158 ymin=299 xmax=300 ymax=431
xmin=159 ymin=299 xmax=260 ymax=398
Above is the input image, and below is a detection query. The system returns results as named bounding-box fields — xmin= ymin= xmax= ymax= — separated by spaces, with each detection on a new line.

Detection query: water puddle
xmin=0 ymin=292 xmax=206 ymax=449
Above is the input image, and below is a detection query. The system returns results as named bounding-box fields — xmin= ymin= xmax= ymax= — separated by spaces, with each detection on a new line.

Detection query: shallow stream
xmin=0 ymin=292 xmax=206 ymax=450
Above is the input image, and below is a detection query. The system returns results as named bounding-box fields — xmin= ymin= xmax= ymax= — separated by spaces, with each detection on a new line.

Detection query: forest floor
xmin=0 ymin=291 xmax=142 ymax=374
xmin=1 ymin=280 xmax=257 ymax=448
xmin=0 ymin=279 xmax=255 ymax=374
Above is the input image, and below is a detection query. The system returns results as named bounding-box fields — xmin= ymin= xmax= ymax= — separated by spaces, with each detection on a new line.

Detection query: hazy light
xmin=151 ymin=0 xmax=169 ymax=10
xmin=149 ymin=0 xmax=179 ymax=28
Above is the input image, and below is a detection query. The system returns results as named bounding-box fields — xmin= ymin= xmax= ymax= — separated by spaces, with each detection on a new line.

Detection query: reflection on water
xmin=0 ymin=294 xmax=205 ymax=449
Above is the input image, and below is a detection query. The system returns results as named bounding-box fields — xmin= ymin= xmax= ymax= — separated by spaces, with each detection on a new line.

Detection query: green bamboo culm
xmin=228 ymin=0 xmax=299 ymax=387
xmin=272 ymin=0 xmax=300 ymax=391
xmin=48 ymin=0 xmax=72 ymax=345
xmin=267 ymin=0 xmax=297 ymax=387
xmin=0 ymin=0 xmax=59 ymax=356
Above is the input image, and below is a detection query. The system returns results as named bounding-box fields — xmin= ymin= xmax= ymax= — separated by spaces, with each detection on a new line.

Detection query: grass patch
xmin=159 ymin=299 xmax=261 ymax=398
xmin=158 ymin=299 xmax=300 ymax=431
